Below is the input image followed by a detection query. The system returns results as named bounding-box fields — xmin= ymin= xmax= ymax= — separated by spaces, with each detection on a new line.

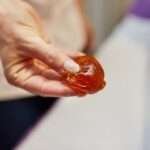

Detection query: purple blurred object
xmin=130 ymin=0 xmax=150 ymax=18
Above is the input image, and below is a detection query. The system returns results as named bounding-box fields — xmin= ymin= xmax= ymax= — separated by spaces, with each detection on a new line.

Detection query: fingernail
xmin=64 ymin=59 xmax=80 ymax=73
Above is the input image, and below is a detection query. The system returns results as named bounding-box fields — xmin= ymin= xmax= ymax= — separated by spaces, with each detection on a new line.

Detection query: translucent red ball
xmin=62 ymin=55 xmax=106 ymax=95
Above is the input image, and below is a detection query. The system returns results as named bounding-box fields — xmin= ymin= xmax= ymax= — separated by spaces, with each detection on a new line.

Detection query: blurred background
xmin=2 ymin=0 xmax=150 ymax=150
xmin=85 ymin=0 xmax=132 ymax=47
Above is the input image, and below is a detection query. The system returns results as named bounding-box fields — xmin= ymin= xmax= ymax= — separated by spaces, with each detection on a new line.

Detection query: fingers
xmin=3 ymin=58 xmax=61 ymax=84
xmin=2 ymin=57 xmax=75 ymax=97
xmin=33 ymin=59 xmax=61 ymax=80
xmin=19 ymin=37 xmax=81 ymax=74
xmin=17 ymin=75 xmax=75 ymax=97
xmin=4 ymin=67 xmax=75 ymax=97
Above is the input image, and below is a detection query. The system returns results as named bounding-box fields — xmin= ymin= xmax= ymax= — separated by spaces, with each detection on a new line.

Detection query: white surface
xmin=17 ymin=18 xmax=147 ymax=149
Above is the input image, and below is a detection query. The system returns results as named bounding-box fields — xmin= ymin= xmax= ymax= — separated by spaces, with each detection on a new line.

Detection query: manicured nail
xmin=64 ymin=59 xmax=80 ymax=73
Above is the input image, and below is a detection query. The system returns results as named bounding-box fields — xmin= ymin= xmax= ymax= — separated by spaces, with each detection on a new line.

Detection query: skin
xmin=0 ymin=0 xmax=89 ymax=97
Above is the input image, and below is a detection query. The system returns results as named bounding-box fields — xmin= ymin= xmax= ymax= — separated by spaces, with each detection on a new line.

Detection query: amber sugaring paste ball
xmin=62 ymin=55 xmax=106 ymax=95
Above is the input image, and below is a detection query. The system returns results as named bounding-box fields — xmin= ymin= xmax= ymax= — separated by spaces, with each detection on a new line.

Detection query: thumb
xmin=23 ymin=37 xmax=80 ymax=74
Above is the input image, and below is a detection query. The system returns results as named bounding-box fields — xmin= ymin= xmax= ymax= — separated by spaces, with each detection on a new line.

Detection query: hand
xmin=0 ymin=0 xmax=84 ymax=97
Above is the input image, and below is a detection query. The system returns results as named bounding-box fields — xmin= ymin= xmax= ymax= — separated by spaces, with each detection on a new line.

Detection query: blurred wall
xmin=85 ymin=0 xmax=133 ymax=48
